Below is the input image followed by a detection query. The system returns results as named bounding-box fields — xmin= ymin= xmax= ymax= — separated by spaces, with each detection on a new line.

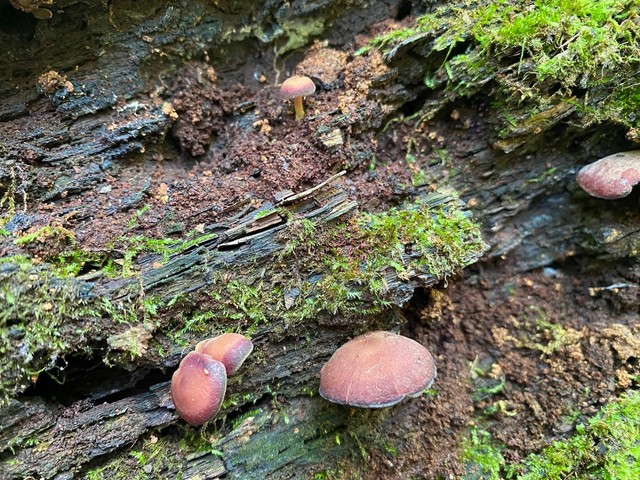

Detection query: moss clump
xmin=365 ymin=0 xmax=640 ymax=147
xmin=0 ymin=259 xmax=95 ymax=403
xmin=309 ymin=197 xmax=485 ymax=312
xmin=513 ymin=391 xmax=640 ymax=479
xmin=13 ymin=225 xmax=75 ymax=247
xmin=462 ymin=428 xmax=506 ymax=480
xmin=0 ymin=256 xmax=163 ymax=402
xmin=461 ymin=391 xmax=640 ymax=479
xmin=165 ymin=191 xmax=486 ymax=346
xmin=264 ymin=195 xmax=484 ymax=320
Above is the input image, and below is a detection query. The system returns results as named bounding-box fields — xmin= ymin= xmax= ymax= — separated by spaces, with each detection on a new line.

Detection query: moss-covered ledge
xmin=362 ymin=0 xmax=640 ymax=152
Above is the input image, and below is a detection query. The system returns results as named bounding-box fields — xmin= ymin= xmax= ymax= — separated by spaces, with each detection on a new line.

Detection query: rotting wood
xmin=0 ymin=169 xmax=486 ymax=478
xmin=7 ymin=1 xmax=638 ymax=478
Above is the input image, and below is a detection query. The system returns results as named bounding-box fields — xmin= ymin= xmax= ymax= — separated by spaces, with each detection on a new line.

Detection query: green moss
xmin=367 ymin=0 xmax=640 ymax=142
xmin=0 ymin=260 xmax=93 ymax=402
xmin=231 ymin=407 xmax=264 ymax=429
xmin=126 ymin=205 xmax=150 ymax=229
xmin=109 ymin=231 xmax=218 ymax=277
xmin=13 ymin=225 xmax=75 ymax=246
xmin=35 ymin=229 xmax=219 ymax=280
xmin=288 ymin=197 xmax=485 ymax=318
xmin=0 ymin=165 xmax=23 ymax=228
xmin=84 ymin=432 xmax=198 ymax=480
xmin=0 ymin=254 xmax=165 ymax=401
xmin=461 ymin=391 xmax=640 ymax=479
xmin=511 ymin=391 xmax=640 ymax=479
xmin=516 ymin=306 xmax=582 ymax=357
xmin=1 ymin=191 xmax=484 ymax=402
xmin=274 ymin=17 xmax=327 ymax=56
xmin=222 ymin=392 xmax=259 ymax=410
xmin=462 ymin=428 xmax=506 ymax=480
xmin=167 ymin=193 xmax=485 ymax=347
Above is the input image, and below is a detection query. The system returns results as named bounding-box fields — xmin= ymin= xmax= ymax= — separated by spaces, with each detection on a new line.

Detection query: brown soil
xmin=367 ymin=257 xmax=640 ymax=478
xmin=5 ymin=7 xmax=639 ymax=478
xmin=8 ymin=40 xmax=411 ymax=259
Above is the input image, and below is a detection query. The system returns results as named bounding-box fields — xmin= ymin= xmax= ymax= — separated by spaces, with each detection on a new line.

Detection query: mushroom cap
xmin=171 ymin=352 xmax=227 ymax=425
xmin=319 ymin=331 xmax=436 ymax=408
xmin=280 ymin=75 xmax=316 ymax=99
xmin=577 ymin=150 xmax=640 ymax=199
xmin=195 ymin=333 xmax=254 ymax=375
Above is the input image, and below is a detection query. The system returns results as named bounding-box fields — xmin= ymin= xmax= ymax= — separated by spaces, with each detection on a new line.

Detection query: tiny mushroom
xmin=171 ymin=351 xmax=227 ymax=425
xmin=319 ymin=331 xmax=436 ymax=408
xmin=195 ymin=332 xmax=254 ymax=376
xmin=577 ymin=150 xmax=640 ymax=199
xmin=280 ymin=75 xmax=316 ymax=121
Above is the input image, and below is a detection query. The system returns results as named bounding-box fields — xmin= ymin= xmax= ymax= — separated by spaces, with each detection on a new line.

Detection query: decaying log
xmin=5 ymin=1 xmax=640 ymax=479
xmin=0 ymin=170 xmax=485 ymax=478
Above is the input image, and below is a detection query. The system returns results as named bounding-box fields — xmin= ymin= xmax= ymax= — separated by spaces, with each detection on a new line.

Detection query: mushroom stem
xmin=293 ymin=96 xmax=305 ymax=120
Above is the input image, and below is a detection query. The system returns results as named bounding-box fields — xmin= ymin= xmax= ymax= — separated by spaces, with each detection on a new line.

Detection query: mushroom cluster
xmin=319 ymin=331 xmax=436 ymax=408
xmin=171 ymin=333 xmax=253 ymax=425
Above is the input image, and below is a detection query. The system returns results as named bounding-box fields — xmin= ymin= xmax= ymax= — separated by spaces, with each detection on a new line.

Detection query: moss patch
xmin=168 ymin=192 xmax=487 ymax=345
xmin=461 ymin=391 xmax=640 ymax=479
xmin=364 ymin=0 xmax=640 ymax=148
xmin=1 ymin=190 xmax=485 ymax=402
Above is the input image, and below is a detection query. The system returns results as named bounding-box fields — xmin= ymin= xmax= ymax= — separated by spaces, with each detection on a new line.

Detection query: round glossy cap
xmin=577 ymin=150 xmax=640 ymax=199
xmin=319 ymin=331 xmax=436 ymax=408
xmin=171 ymin=352 xmax=227 ymax=425
xmin=195 ymin=333 xmax=254 ymax=375
xmin=280 ymin=75 xmax=316 ymax=99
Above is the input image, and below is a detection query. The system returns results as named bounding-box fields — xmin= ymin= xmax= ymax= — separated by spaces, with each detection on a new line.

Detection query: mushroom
xmin=171 ymin=351 xmax=227 ymax=425
xmin=319 ymin=331 xmax=436 ymax=408
xmin=280 ymin=75 xmax=316 ymax=121
xmin=577 ymin=150 xmax=640 ymax=199
xmin=195 ymin=332 xmax=254 ymax=375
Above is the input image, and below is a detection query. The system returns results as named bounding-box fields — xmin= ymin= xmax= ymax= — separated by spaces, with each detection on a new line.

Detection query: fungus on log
xmin=195 ymin=333 xmax=254 ymax=376
xmin=171 ymin=352 xmax=227 ymax=425
xmin=577 ymin=150 xmax=640 ymax=200
xmin=319 ymin=331 xmax=436 ymax=408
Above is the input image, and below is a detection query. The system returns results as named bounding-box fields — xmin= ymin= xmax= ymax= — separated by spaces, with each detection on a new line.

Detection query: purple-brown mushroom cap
xmin=279 ymin=75 xmax=316 ymax=99
xmin=577 ymin=150 xmax=640 ymax=200
xmin=171 ymin=352 xmax=227 ymax=425
xmin=319 ymin=331 xmax=436 ymax=408
xmin=195 ymin=333 xmax=254 ymax=375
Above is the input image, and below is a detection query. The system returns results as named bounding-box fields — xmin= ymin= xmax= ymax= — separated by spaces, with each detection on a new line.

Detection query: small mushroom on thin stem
xmin=319 ymin=331 xmax=436 ymax=408
xmin=171 ymin=352 xmax=227 ymax=425
xmin=195 ymin=332 xmax=254 ymax=376
xmin=577 ymin=150 xmax=640 ymax=199
xmin=280 ymin=75 xmax=316 ymax=121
